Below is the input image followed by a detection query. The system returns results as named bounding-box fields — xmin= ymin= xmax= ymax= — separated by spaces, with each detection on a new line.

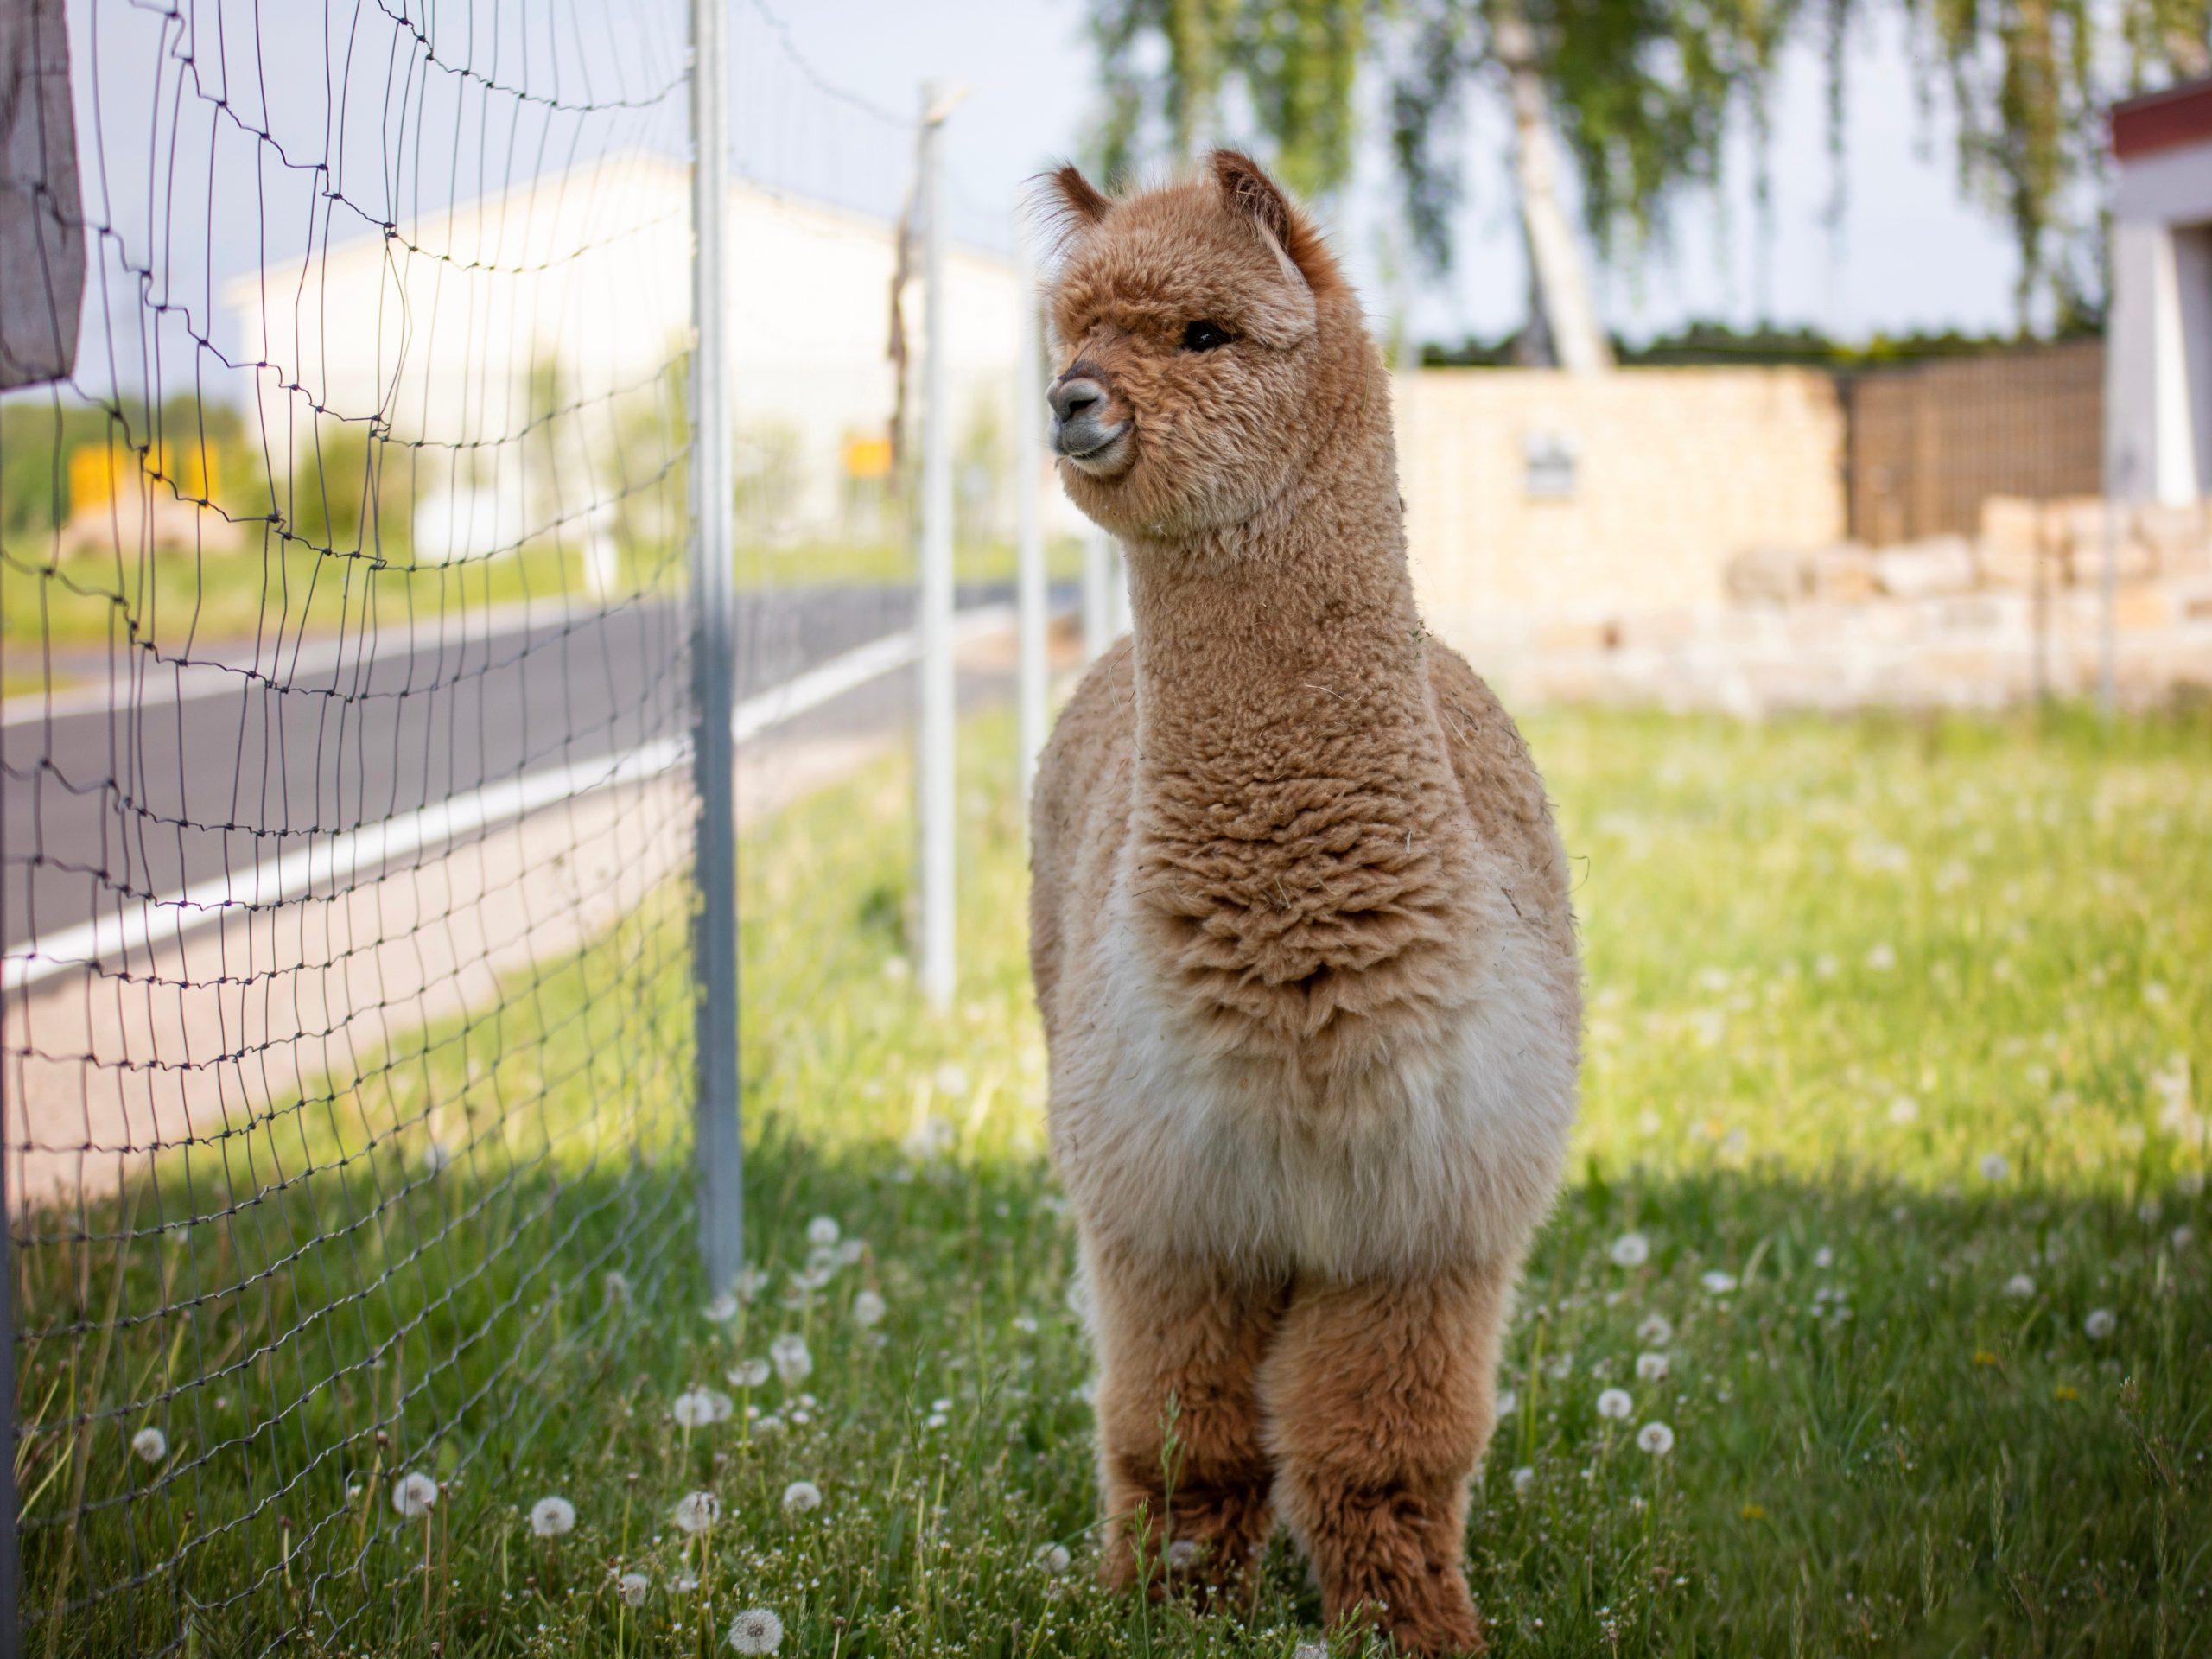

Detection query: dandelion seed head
xmin=1979 ymin=1152 xmax=2010 ymax=1182
xmin=1609 ymin=1231 xmax=1650 ymax=1268
xmin=671 ymin=1491 xmax=721 ymax=1535
xmin=673 ymin=1388 xmax=734 ymax=1428
xmin=851 ymin=1288 xmax=887 ymax=1328
xmin=1701 ymin=1271 xmax=1738 ymax=1294
xmin=1033 ymin=1543 xmax=1071 ymax=1574
xmin=727 ymin=1607 xmax=785 ymax=1654
xmin=1596 ymin=1388 xmax=1633 ymax=1421
xmin=130 ymin=1427 xmax=168 ymax=1465
xmin=529 ymin=1497 xmax=575 ymax=1538
xmin=1637 ymin=1421 xmax=1675 ymax=1456
xmin=806 ymin=1216 xmax=841 ymax=1248
xmin=728 ymin=1358 xmax=771 ymax=1389
xmin=618 ymin=1571 xmax=650 ymax=1607
xmin=2004 ymin=1273 xmax=2037 ymax=1300
xmin=1510 ymin=1466 xmax=1535 ymax=1497
xmin=1636 ymin=1351 xmax=1670 ymax=1382
xmin=702 ymin=1292 xmax=741 ymax=1325
xmin=769 ymin=1333 xmax=813 ymax=1387
xmin=392 ymin=1471 xmax=439 ymax=1518
xmin=2084 ymin=1307 xmax=2116 ymax=1340
xmin=781 ymin=1479 xmax=823 ymax=1515
xmin=1496 ymin=1388 xmax=1516 ymax=1417
xmin=1165 ymin=1539 xmax=1198 ymax=1569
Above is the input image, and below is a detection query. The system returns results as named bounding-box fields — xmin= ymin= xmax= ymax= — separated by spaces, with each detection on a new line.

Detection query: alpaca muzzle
xmin=1047 ymin=368 xmax=1130 ymax=467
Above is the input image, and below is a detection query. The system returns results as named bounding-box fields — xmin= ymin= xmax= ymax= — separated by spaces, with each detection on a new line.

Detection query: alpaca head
xmin=1034 ymin=150 xmax=1360 ymax=540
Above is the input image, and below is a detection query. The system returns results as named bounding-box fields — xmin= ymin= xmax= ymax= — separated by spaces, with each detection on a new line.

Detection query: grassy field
xmin=15 ymin=703 xmax=2209 ymax=1657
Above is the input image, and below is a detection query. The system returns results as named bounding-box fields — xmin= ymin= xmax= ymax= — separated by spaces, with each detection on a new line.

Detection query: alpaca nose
xmin=1048 ymin=375 xmax=1104 ymax=423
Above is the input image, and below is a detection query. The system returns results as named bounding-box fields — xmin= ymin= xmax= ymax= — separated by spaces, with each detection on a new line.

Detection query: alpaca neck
xmin=1118 ymin=369 xmax=1473 ymax=1047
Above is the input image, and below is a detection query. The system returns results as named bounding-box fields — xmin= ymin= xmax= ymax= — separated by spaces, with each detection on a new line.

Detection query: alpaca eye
xmin=1180 ymin=320 xmax=1232 ymax=353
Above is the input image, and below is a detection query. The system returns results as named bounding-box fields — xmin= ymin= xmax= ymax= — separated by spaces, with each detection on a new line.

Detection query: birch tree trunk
xmin=1491 ymin=0 xmax=1612 ymax=374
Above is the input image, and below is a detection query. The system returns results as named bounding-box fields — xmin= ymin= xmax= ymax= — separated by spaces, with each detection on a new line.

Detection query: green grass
xmin=15 ymin=704 xmax=2210 ymax=1656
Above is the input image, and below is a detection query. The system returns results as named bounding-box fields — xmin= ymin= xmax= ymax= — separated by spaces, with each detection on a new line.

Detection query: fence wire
xmin=1 ymin=2 xmax=697 ymax=1650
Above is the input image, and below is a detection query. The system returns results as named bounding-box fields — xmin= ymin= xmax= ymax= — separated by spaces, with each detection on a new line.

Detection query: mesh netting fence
xmin=0 ymin=2 xmax=701 ymax=1649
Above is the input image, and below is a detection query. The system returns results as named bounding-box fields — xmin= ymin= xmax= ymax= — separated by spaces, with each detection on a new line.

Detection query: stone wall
xmin=1394 ymin=366 xmax=2212 ymax=711
xmin=1396 ymin=366 xmax=1847 ymax=629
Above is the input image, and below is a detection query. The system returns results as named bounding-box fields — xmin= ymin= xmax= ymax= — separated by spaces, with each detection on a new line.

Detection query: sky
xmin=41 ymin=0 xmax=2059 ymax=411
xmin=750 ymin=0 xmax=2042 ymax=346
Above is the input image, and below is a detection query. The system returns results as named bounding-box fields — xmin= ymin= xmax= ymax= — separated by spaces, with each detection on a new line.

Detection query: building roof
xmin=2111 ymin=75 xmax=2212 ymax=161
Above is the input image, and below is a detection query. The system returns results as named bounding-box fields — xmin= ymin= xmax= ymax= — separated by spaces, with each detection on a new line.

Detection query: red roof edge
xmin=2112 ymin=75 xmax=2212 ymax=160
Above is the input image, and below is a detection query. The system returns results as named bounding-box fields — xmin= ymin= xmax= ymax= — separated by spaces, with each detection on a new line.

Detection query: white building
xmin=224 ymin=149 xmax=1038 ymax=556
xmin=2107 ymin=78 xmax=2212 ymax=507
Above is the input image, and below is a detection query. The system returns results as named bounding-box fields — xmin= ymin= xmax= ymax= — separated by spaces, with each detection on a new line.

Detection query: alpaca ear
xmin=1210 ymin=150 xmax=1294 ymax=247
xmin=1210 ymin=149 xmax=1319 ymax=292
xmin=1031 ymin=163 xmax=1112 ymax=252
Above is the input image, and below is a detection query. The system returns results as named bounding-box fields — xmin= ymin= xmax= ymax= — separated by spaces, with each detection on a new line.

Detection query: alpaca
xmin=1026 ymin=150 xmax=1582 ymax=1656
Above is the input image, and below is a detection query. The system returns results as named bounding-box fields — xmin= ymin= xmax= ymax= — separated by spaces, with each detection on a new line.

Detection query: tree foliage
xmin=1083 ymin=0 xmax=2212 ymax=321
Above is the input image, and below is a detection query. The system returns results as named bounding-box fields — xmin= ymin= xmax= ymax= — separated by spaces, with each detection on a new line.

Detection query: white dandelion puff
xmin=602 ymin=1271 xmax=633 ymax=1306
xmin=671 ymin=1491 xmax=721 ymax=1535
xmin=1510 ymin=1466 xmax=1535 ymax=1497
xmin=1887 ymin=1096 xmax=1919 ymax=1126
xmin=673 ymin=1388 xmax=734 ymax=1428
xmin=1701 ymin=1271 xmax=1738 ymax=1294
xmin=1637 ymin=1421 xmax=1675 ymax=1456
xmin=1979 ymin=1152 xmax=2010 ymax=1182
xmin=130 ymin=1427 xmax=168 ymax=1465
xmin=727 ymin=1607 xmax=785 ymax=1654
xmin=1865 ymin=943 xmax=1896 ymax=971
xmin=932 ymin=1063 xmax=970 ymax=1098
xmin=1165 ymin=1539 xmax=1198 ymax=1569
xmin=703 ymin=1292 xmax=741 ymax=1324
xmin=806 ymin=1216 xmax=841 ymax=1248
xmin=1596 ymin=1388 xmax=1633 ymax=1421
xmin=1636 ymin=1351 xmax=1670 ymax=1382
xmin=2004 ymin=1273 xmax=2037 ymax=1300
xmin=1033 ymin=1543 xmax=1072 ymax=1574
xmin=901 ymin=1116 xmax=956 ymax=1162
xmin=835 ymin=1237 xmax=867 ymax=1266
xmin=1636 ymin=1312 xmax=1674 ymax=1345
xmin=769 ymin=1333 xmax=812 ymax=1387
xmin=618 ymin=1571 xmax=650 ymax=1607
xmin=1609 ymin=1231 xmax=1651 ymax=1268
xmin=2084 ymin=1308 xmax=2116 ymax=1340
xmin=673 ymin=1573 xmax=700 ymax=1595
xmin=781 ymin=1479 xmax=823 ymax=1515
xmin=392 ymin=1471 xmax=439 ymax=1518
xmin=728 ymin=1358 xmax=771 ymax=1389
xmin=851 ymin=1288 xmax=887 ymax=1328
xmin=529 ymin=1497 xmax=575 ymax=1537
xmin=734 ymin=1265 xmax=772 ymax=1303
xmin=1813 ymin=1246 xmax=1834 ymax=1269
xmin=752 ymin=1414 xmax=785 ymax=1437
xmin=1496 ymin=1388 xmax=1517 ymax=1418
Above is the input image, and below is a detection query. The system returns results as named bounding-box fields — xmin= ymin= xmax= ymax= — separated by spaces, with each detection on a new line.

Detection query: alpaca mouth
xmin=1054 ymin=423 xmax=1132 ymax=474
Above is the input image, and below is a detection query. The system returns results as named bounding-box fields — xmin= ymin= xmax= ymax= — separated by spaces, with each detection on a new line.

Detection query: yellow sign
xmin=842 ymin=432 xmax=892 ymax=480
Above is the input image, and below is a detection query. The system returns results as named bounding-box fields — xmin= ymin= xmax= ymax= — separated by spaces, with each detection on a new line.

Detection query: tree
xmin=1082 ymin=0 xmax=2211 ymax=342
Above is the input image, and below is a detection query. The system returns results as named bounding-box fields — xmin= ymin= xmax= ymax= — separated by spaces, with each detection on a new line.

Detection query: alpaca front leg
xmin=1263 ymin=1260 xmax=1515 ymax=1656
xmin=1086 ymin=1239 xmax=1289 ymax=1602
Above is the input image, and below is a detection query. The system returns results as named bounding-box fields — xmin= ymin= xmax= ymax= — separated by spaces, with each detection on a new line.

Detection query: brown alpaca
xmin=1027 ymin=152 xmax=1582 ymax=1656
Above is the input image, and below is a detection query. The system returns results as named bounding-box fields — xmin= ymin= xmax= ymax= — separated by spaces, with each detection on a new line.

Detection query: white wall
xmin=2108 ymin=140 xmax=2212 ymax=506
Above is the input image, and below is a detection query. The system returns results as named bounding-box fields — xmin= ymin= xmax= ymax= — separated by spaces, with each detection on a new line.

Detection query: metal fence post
xmin=916 ymin=81 xmax=957 ymax=1011
xmin=690 ymin=0 xmax=743 ymax=1292
xmin=1 ymin=1139 xmax=16 ymax=1659
xmin=1015 ymin=239 xmax=1049 ymax=809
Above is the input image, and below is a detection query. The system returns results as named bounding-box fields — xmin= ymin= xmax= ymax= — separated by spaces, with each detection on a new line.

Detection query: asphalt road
xmin=1 ymin=581 xmax=1050 ymax=954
